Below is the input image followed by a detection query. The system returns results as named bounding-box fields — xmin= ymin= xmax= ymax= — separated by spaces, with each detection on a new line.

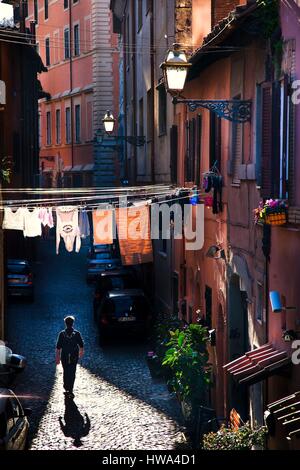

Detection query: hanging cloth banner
xmin=116 ymin=205 xmax=153 ymax=265
xmin=92 ymin=208 xmax=114 ymax=245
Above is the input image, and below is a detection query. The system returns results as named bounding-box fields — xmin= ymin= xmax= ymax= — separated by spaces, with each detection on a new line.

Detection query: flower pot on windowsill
xmin=265 ymin=210 xmax=287 ymax=226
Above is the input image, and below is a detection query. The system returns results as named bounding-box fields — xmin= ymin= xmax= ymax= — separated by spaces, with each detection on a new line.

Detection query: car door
xmin=10 ymin=396 xmax=28 ymax=450
xmin=4 ymin=399 xmax=16 ymax=449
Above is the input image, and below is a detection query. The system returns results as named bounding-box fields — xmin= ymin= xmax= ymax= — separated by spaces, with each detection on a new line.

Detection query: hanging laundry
xmin=23 ymin=208 xmax=42 ymax=237
xmin=116 ymin=205 xmax=153 ymax=266
xmin=56 ymin=206 xmax=81 ymax=254
xmin=39 ymin=207 xmax=54 ymax=228
xmin=2 ymin=207 xmax=26 ymax=231
xmin=92 ymin=208 xmax=114 ymax=245
xmin=79 ymin=209 xmax=90 ymax=239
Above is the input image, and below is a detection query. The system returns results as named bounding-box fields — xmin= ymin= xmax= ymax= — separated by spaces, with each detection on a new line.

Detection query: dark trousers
xmin=62 ymin=361 xmax=77 ymax=392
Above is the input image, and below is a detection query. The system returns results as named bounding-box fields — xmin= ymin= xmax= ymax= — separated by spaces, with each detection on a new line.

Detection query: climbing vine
xmin=256 ymin=0 xmax=282 ymax=76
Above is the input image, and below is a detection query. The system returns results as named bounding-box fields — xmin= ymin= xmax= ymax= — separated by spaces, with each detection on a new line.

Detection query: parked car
xmin=0 ymin=345 xmax=27 ymax=388
xmin=7 ymin=260 xmax=34 ymax=302
xmin=86 ymin=258 xmax=122 ymax=283
xmin=95 ymin=289 xmax=152 ymax=341
xmin=93 ymin=269 xmax=138 ymax=318
xmin=0 ymin=388 xmax=31 ymax=450
xmin=87 ymin=244 xmax=112 ymax=259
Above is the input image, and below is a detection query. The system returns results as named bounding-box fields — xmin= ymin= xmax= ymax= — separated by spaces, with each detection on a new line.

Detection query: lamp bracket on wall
xmin=95 ymin=133 xmax=146 ymax=148
xmin=172 ymin=97 xmax=252 ymax=123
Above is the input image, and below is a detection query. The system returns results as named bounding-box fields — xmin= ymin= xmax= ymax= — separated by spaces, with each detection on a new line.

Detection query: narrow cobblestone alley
xmin=6 ymin=237 xmax=185 ymax=450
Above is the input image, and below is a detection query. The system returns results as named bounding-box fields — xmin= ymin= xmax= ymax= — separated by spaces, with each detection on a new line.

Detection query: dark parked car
xmin=93 ymin=269 xmax=138 ymax=318
xmin=7 ymin=260 xmax=34 ymax=301
xmin=95 ymin=289 xmax=152 ymax=341
xmin=86 ymin=258 xmax=122 ymax=283
xmin=0 ymin=388 xmax=31 ymax=450
xmin=0 ymin=345 xmax=27 ymax=388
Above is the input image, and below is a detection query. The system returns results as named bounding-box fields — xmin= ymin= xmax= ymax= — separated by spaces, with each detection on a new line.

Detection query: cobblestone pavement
xmin=6 ymin=237 xmax=185 ymax=450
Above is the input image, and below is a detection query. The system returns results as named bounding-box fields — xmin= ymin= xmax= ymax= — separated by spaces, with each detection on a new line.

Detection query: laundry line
xmin=0 ymin=184 xmax=173 ymax=194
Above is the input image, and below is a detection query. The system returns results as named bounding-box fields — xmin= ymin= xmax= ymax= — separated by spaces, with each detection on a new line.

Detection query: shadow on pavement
xmin=59 ymin=397 xmax=91 ymax=447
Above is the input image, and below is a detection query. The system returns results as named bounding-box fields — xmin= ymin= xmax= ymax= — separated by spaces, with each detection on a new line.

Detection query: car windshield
xmin=7 ymin=265 xmax=29 ymax=275
xmin=101 ymin=276 xmax=135 ymax=291
xmin=103 ymin=296 xmax=148 ymax=316
xmin=94 ymin=253 xmax=111 ymax=260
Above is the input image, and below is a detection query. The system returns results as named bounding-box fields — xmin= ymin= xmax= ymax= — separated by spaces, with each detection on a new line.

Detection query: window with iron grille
xmin=46 ymin=111 xmax=51 ymax=145
xmin=74 ymin=24 xmax=80 ymax=57
xmin=44 ymin=0 xmax=48 ymax=20
xmin=64 ymin=28 xmax=70 ymax=59
xmin=75 ymin=105 xmax=81 ymax=143
xmin=65 ymin=107 xmax=71 ymax=144
xmin=45 ymin=37 xmax=50 ymax=66
xmin=34 ymin=0 xmax=38 ymax=24
xmin=56 ymin=109 xmax=61 ymax=145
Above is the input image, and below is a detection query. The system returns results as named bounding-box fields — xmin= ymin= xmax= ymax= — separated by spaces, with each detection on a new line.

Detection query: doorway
xmin=228 ymin=273 xmax=249 ymax=421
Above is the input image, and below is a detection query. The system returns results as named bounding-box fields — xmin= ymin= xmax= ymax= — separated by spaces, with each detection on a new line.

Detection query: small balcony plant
xmin=254 ymin=199 xmax=288 ymax=226
xmin=202 ymin=422 xmax=267 ymax=450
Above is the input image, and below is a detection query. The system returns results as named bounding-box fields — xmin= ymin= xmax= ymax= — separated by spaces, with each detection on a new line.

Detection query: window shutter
xmin=260 ymin=83 xmax=273 ymax=198
xmin=195 ymin=114 xmax=202 ymax=185
xmin=170 ymin=125 xmax=178 ymax=184
xmin=232 ymin=123 xmax=242 ymax=184
xmin=185 ymin=120 xmax=189 ymax=182
xmin=271 ymin=81 xmax=281 ymax=198
xmin=191 ymin=118 xmax=196 ymax=182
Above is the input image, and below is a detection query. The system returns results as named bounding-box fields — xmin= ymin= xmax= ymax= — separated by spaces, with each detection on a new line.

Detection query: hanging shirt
xmin=2 ymin=207 xmax=26 ymax=231
xmin=23 ymin=208 xmax=42 ymax=237
xmin=79 ymin=209 xmax=90 ymax=239
xmin=39 ymin=207 xmax=54 ymax=228
xmin=56 ymin=206 xmax=81 ymax=255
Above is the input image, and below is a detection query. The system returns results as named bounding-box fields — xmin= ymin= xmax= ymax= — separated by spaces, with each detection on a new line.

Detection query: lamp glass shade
xmin=102 ymin=111 xmax=115 ymax=134
xmin=161 ymin=49 xmax=191 ymax=92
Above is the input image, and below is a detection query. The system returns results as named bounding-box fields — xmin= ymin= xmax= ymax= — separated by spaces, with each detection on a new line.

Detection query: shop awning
xmin=265 ymin=392 xmax=300 ymax=440
xmin=82 ymin=163 xmax=94 ymax=171
xmin=71 ymin=165 xmax=83 ymax=172
xmin=223 ymin=343 xmax=291 ymax=386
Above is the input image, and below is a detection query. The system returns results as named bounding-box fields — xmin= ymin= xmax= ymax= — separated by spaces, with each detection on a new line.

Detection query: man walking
xmin=56 ymin=316 xmax=84 ymax=399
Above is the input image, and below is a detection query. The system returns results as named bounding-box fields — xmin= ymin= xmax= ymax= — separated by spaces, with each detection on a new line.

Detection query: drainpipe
xmin=150 ymin=0 xmax=155 ymax=184
xmin=69 ymin=0 xmax=74 ymax=168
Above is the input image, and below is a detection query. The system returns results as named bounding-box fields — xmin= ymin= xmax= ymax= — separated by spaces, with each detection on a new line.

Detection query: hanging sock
xmin=79 ymin=209 xmax=90 ymax=239
xmin=39 ymin=207 xmax=54 ymax=228
xmin=56 ymin=206 xmax=81 ymax=254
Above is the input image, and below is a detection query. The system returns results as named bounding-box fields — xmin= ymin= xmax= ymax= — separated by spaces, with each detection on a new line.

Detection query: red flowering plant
xmin=254 ymin=199 xmax=288 ymax=225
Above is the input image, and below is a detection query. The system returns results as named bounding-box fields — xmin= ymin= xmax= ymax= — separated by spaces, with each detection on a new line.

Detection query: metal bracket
xmin=172 ymin=97 xmax=252 ymax=123
xmin=120 ymin=136 xmax=146 ymax=147
xmin=95 ymin=132 xmax=145 ymax=147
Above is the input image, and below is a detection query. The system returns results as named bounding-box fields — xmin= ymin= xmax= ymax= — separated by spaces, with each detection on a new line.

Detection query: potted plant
xmin=161 ymin=323 xmax=212 ymax=440
xmin=202 ymin=422 xmax=267 ymax=450
xmin=254 ymin=199 xmax=288 ymax=226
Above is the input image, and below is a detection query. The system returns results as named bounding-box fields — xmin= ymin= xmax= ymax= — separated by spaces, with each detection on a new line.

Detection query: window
xmin=74 ymin=24 xmax=80 ymax=56
xmin=44 ymin=0 xmax=48 ymax=20
xmin=195 ymin=114 xmax=202 ymax=185
xmin=158 ymin=84 xmax=167 ymax=135
xmin=147 ymin=89 xmax=153 ymax=142
xmin=75 ymin=104 xmax=81 ymax=143
xmin=185 ymin=119 xmax=196 ymax=182
xmin=256 ymin=283 xmax=264 ymax=323
xmin=137 ymin=0 xmax=143 ymax=30
xmin=231 ymin=121 xmax=243 ymax=184
xmin=23 ymin=0 xmax=28 ymax=18
xmin=56 ymin=109 xmax=61 ymax=144
xmin=38 ymin=113 xmax=41 ymax=149
xmin=205 ymin=286 xmax=212 ymax=329
xmin=64 ymin=0 xmax=69 ymax=8
xmin=209 ymin=111 xmax=221 ymax=170
xmin=64 ymin=28 xmax=70 ymax=59
xmin=65 ymin=107 xmax=71 ymax=143
xmin=5 ymin=400 xmax=15 ymax=434
xmin=46 ymin=111 xmax=51 ymax=145
xmin=34 ymin=0 xmax=38 ymax=24
xmin=84 ymin=17 xmax=91 ymax=53
xmin=45 ymin=37 xmax=50 ymax=66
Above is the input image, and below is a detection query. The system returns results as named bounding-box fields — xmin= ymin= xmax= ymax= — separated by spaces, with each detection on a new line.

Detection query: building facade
xmin=111 ymin=0 xmax=300 ymax=448
xmin=25 ymin=0 xmax=119 ymax=188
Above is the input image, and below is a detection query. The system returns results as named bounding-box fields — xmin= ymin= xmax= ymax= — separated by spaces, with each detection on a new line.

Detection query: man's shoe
xmin=68 ymin=392 xmax=75 ymax=399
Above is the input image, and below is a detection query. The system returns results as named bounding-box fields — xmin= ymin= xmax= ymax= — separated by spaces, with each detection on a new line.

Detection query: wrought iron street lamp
xmin=160 ymin=44 xmax=251 ymax=123
xmin=102 ymin=111 xmax=145 ymax=147
xmin=102 ymin=110 xmax=116 ymax=134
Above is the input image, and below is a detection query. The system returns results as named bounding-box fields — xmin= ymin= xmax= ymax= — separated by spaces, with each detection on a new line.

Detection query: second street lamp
xmin=160 ymin=44 xmax=251 ymax=124
xmin=101 ymin=111 xmax=145 ymax=147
